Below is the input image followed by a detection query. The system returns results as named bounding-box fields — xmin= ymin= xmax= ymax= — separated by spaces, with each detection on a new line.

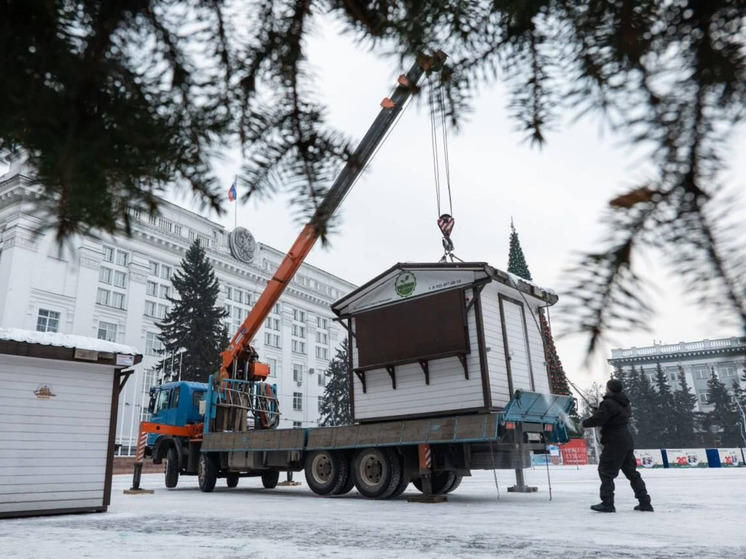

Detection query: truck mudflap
xmin=501 ymin=390 xmax=575 ymax=443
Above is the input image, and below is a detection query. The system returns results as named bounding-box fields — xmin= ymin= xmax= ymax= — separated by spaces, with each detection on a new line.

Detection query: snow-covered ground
xmin=2 ymin=465 xmax=744 ymax=558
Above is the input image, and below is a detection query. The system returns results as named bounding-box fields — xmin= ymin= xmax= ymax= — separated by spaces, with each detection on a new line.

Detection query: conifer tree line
xmin=610 ymin=363 xmax=746 ymax=449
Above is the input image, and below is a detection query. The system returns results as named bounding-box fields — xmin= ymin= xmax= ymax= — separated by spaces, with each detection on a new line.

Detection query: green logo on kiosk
xmin=394 ymin=272 xmax=416 ymax=298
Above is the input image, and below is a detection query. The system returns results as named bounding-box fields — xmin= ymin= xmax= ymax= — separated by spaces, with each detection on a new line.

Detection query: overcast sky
xmin=172 ymin=18 xmax=746 ymax=390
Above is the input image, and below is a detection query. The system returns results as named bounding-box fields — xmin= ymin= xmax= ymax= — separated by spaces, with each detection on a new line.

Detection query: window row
xmin=103 ymin=246 xmax=129 ymax=267
xmin=99 ymin=267 xmax=127 ymax=288
xmin=97 ymin=288 xmax=126 ymax=310
xmin=149 ymin=261 xmax=173 ymax=280
xmin=146 ymin=281 xmax=171 ymax=299
xmin=224 ymin=286 xmax=252 ymax=306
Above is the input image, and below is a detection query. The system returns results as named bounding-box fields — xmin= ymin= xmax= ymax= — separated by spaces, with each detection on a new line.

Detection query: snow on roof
xmin=0 ymin=328 xmax=140 ymax=356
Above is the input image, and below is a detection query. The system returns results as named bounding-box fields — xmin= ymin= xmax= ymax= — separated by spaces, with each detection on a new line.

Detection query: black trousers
xmin=598 ymin=446 xmax=649 ymax=504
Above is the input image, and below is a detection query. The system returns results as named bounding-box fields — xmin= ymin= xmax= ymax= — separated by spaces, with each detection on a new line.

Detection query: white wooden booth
xmin=0 ymin=329 xmax=141 ymax=518
xmin=331 ymin=262 xmax=559 ymax=422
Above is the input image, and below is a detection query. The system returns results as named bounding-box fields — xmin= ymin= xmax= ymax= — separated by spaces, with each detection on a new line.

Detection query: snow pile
xmin=0 ymin=327 xmax=140 ymax=356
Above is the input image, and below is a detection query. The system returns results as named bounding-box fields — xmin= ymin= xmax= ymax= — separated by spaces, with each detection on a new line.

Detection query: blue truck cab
xmin=145 ymin=381 xmax=208 ymax=486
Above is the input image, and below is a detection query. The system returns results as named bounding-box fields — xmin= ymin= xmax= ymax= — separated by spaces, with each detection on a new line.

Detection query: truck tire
xmin=352 ymin=448 xmax=402 ymax=500
xmin=164 ymin=446 xmax=179 ymax=489
xmin=305 ymin=450 xmax=345 ymax=495
xmin=226 ymin=473 xmax=239 ymax=488
xmin=413 ymin=471 xmax=456 ymax=495
xmin=198 ymin=454 xmax=218 ymax=493
xmin=262 ymin=470 xmax=280 ymax=489
xmin=445 ymin=474 xmax=463 ymax=494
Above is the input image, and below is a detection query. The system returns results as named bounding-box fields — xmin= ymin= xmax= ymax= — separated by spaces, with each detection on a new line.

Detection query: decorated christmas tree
xmin=507 ymin=220 xmax=532 ymax=281
xmin=507 ymin=221 xmax=571 ymax=395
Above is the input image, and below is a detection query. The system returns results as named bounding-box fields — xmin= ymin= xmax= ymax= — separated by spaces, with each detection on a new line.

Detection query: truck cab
xmin=145 ymin=381 xmax=207 ymax=486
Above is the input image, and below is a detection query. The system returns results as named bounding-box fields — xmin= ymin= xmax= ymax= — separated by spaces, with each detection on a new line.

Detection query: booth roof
xmin=0 ymin=328 xmax=140 ymax=356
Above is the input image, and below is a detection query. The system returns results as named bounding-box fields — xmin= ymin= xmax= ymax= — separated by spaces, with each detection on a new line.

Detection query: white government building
xmin=0 ymin=166 xmax=355 ymax=455
xmin=608 ymin=336 xmax=746 ymax=412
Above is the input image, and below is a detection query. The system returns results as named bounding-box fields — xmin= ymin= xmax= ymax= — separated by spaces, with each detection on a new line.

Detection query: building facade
xmin=608 ymin=337 xmax=746 ymax=412
xmin=0 ymin=170 xmax=356 ymax=454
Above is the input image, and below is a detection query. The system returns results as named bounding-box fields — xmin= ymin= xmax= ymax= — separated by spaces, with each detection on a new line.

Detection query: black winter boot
xmin=590 ymin=502 xmax=616 ymax=513
xmin=634 ymin=502 xmax=654 ymax=512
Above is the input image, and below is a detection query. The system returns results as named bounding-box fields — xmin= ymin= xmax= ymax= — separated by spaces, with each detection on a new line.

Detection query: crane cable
xmin=429 ymin=76 xmax=459 ymax=262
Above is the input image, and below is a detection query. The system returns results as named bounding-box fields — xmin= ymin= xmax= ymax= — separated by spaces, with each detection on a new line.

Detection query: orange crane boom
xmin=219 ymin=52 xmax=447 ymax=381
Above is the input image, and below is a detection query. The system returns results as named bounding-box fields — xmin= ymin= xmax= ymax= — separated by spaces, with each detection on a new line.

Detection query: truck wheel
xmin=352 ymin=448 xmax=402 ymax=500
xmin=262 ymin=470 xmax=280 ymax=489
xmin=413 ymin=471 xmax=456 ymax=495
xmin=386 ymin=453 xmax=409 ymax=499
xmin=305 ymin=450 xmax=345 ymax=495
xmin=164 ymin=447 xmax=179 ymax=489
xmin=198 ymin=454 xmax=218 ymax=493
xmin=329 ymin=453 xmax=352 ymax=496
xmin=445 ymin=474 xmax=463 ymax=494
xmin=226 ymin=473 xmax=239 ymax=488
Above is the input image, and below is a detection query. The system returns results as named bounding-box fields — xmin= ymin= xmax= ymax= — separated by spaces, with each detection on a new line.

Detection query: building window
xmin=225 ymin=286 xmax=232 ymax=300
xmin=113 ymin=270 xmax=127 ymax=288
xmin=292 ymin=421 xmax=302 ymax=428
xmin=97 ymin=288 xmax=110 ymax=306
xmin=145 ymin=300 xmax=157 ymax=317
xmin=149 ymin=261 xmax=159 ymax=276
xmin=316 ymin=332 xmax=328 ymax=344
xmin=99 ymin=267 xmax=112 ymax=284
xmin=264 ymin=333 xmax=280 ymax=348
xmin=316 ymin=346 xmax=328 ymax=360
xmin=292 ymin=340 xmax=306 ymax=354
xmin=112 ymin=292 xmax=125 ymax=309
xmin=293 ymin=392 xmax=303 ymax=411
xmin=145 ymin=332 xmax=163 ymax=356
xmin=317 ymin=373 xmax=326 ymax=387
xmin=272 ymin=303 xmax=281 ymax=315
xmin=292 ymin=325 xmax=305 ymax=338
xmin=265 ymin=317 xmax=280 ymax=331
xmin=317 ymin=317 xmax=328 ymax=330
xmin=115 ymin=250 xmax=129 ymax=267
xmin=293 ymin=308 xmax=306 ymax=322
xmin=158 ymin=304 xmax=169 ymax=319
xmin=293 ymin=363 xmax=303 ymax=385
xmin=719 ymin=365 xmax=736 ymax=377
xmin=694 ymin=367 xmax=709 ymax=380
xmin=698 ymin=391 xmax=710 ymax=404
xmin=160 ymin=265 xmax=172 ymax=280
xmin=267 ymin=358 xmax=278 ymax=377
xmin=159 ymin=285 xmax=170 ymax=299
xmin=97 ymin=321 xmax=117 ymax=342
xmin=36 ymin=309 xmax=60 ymax=333
xmin=103 ymin=246 xmax=114 ymax=262
xmin=147 ymin=281 xmax=158 ymax=297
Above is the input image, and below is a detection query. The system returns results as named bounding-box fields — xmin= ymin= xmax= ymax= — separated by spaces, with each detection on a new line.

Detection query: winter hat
xmin=607 ymin=378 xmax=623 ymax=393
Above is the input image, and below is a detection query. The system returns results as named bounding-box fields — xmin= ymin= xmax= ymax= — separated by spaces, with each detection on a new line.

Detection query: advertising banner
xmin=634 ymin=449 xmax=664 ymax=468
xmin=717 ymin=448 xmax=743 ymax=467
xmin=560 ymin=439 xmax=588 ymax=466
xmin=666 ymin=448 xmax=708 ymax=468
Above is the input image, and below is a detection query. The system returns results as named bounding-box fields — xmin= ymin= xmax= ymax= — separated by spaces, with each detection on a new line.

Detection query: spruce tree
xmin=628 ymin=365 xmax=658 ymax=448
xmin=157 ymin=239 xmax=228 ymax=383
xmin=704 ymin=369 xmax=741 ymax=447
xmin=506 ymin=221 xmax=571 ymax=396
xmin=651 ymin=362 xmax=676 ymax=448
xmin=671 ymin=365 xmax=697 ymax=447
xmin=319 ymin=339 xmax=352 ymax=427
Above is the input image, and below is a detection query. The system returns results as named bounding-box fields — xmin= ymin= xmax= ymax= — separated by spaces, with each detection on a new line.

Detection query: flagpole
xmin=234 ymin=174 xmax=238 ymax=229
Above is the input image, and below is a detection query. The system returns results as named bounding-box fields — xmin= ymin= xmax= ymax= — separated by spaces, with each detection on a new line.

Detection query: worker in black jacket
xmin=582 ymin=378 xmax=654 ymax=513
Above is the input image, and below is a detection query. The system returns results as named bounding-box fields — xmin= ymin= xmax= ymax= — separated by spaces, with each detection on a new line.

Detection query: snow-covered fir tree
xmin=319 ymin=339 xmax=352 ymax=426
xmin=702 ymin=369 xmax=742 ymax=447
xmin=157 ymin=239 xmax=228 ymax=383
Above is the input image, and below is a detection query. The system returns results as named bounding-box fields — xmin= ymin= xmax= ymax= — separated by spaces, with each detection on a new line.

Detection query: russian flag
xmin=228 ymin=179 xmax=237 ymax=202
